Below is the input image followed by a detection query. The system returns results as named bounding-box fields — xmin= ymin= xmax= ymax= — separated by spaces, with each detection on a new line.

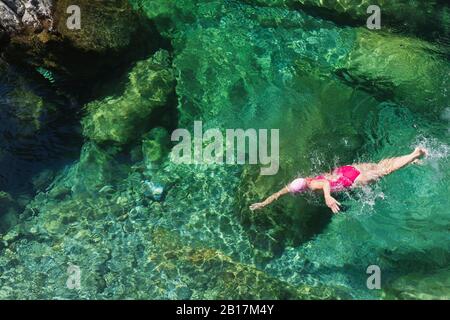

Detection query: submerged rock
xmin=383 ymin=269 xmax=450 ymax=300
xmin=142 ymin=127 xmax=170 ymax=169
xmin=142 ymin=181 xmax=165 ymax=202
xmin=146 ymin=227 xmax=348 ymax=299
xmin=298 ymin=0 xmax=450 ymax=41
xmin=0 ymin=191 xmax=18 ymax=233
xmin=0 ymin=190 xmax=14 ymax=207
xmin=337 ymin=29 xmax=450 ymax=115
xmin=82 ymin=50 xmax=175 ymax=145
xmin=242 ymin=0 xmax=450 ymax=40
xmin=53 ymin=142 xmax=129 ymax=195
xmin=31 ymin=169 xmax=55 ymax=192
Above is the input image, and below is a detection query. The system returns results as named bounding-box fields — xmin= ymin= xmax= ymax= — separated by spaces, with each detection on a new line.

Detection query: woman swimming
xmin=250 ymin=147 xmax=428 ymax=213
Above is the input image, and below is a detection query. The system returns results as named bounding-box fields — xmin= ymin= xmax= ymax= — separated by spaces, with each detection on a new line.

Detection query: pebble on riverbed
xmin=142 ymin=180 xmax=165 ymax=202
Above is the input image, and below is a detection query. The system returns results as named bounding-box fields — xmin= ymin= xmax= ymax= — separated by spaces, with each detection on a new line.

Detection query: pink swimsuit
xmin=312 ymin=165 xmax=360 ymax=191
xmin=288 ymin=165 xmax=360 ymax=193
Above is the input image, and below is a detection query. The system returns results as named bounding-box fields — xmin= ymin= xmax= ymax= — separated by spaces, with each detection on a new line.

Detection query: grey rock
xmin=0 ymin=0 xmax=52 ymax=34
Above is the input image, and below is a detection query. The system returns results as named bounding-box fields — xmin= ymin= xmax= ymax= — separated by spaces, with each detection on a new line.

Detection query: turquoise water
xmin=0 ymin=0 xmax=449 ymax=299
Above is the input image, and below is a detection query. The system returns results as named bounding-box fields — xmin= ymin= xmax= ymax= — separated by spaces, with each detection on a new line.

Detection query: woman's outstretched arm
xmin=309 ymin=179 xmax=341 ymax=213
xmin=249 ymin=187 xmax=290 ymax=211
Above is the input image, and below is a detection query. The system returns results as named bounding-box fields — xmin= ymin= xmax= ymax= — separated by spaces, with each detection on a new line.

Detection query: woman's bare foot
xmin=414 ymin=147 xmax=429 ymax=158
xmin=412 ymin=147 xmax=429 ymax=164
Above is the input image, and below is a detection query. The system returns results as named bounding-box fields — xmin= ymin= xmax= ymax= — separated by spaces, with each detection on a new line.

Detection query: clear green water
xmin=0 ymin=0 xmax=449 ymax=299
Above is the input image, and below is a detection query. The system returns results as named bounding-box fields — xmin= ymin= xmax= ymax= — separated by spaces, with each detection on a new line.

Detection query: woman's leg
xmin=376 ymin=152 xmax=420 ymax=176
xmin=352 ymin=163 xmax=384 ymax=185
xmin=353 ymin=148 xmax=427 ymax=185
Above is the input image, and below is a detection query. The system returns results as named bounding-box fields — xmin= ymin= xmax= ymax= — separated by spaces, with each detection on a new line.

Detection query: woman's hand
xmin=249 ymin=202 xmax=265 ymax=211
xmin=325 ymin=196 xmax=341 ymax=214
xmin=249 ymin=187 xmax=290 ymax=212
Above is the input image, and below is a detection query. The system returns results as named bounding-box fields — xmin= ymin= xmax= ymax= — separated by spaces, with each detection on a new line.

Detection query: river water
xmin=0 ymin=0 xmax=449 ymax=299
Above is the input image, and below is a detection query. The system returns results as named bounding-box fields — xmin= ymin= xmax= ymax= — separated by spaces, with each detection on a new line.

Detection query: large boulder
xmin=1 ymin=0 xmax=163 ymax=82
xmin=0 ymin=0 xmax=52 ymax=35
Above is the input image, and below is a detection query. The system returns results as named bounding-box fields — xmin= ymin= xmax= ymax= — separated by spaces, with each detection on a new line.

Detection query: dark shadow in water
xmin=378 ymin=246 xmax=450 ymax=278
xmin=0 ymin=65 xmax=83 ymax=199
xmin=44 ymin=22 xmax=173 ymax=105
xmin=237 ymin=189 xmax=334 ymax=266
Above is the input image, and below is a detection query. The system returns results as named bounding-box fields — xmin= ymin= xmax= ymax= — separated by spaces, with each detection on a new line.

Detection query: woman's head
xmin=287 ymin=178 xmax=308 ymax=194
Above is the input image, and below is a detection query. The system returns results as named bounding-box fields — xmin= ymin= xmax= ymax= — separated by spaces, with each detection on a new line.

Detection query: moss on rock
xmin=82 ymin=50 xmax=175 ymax=145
